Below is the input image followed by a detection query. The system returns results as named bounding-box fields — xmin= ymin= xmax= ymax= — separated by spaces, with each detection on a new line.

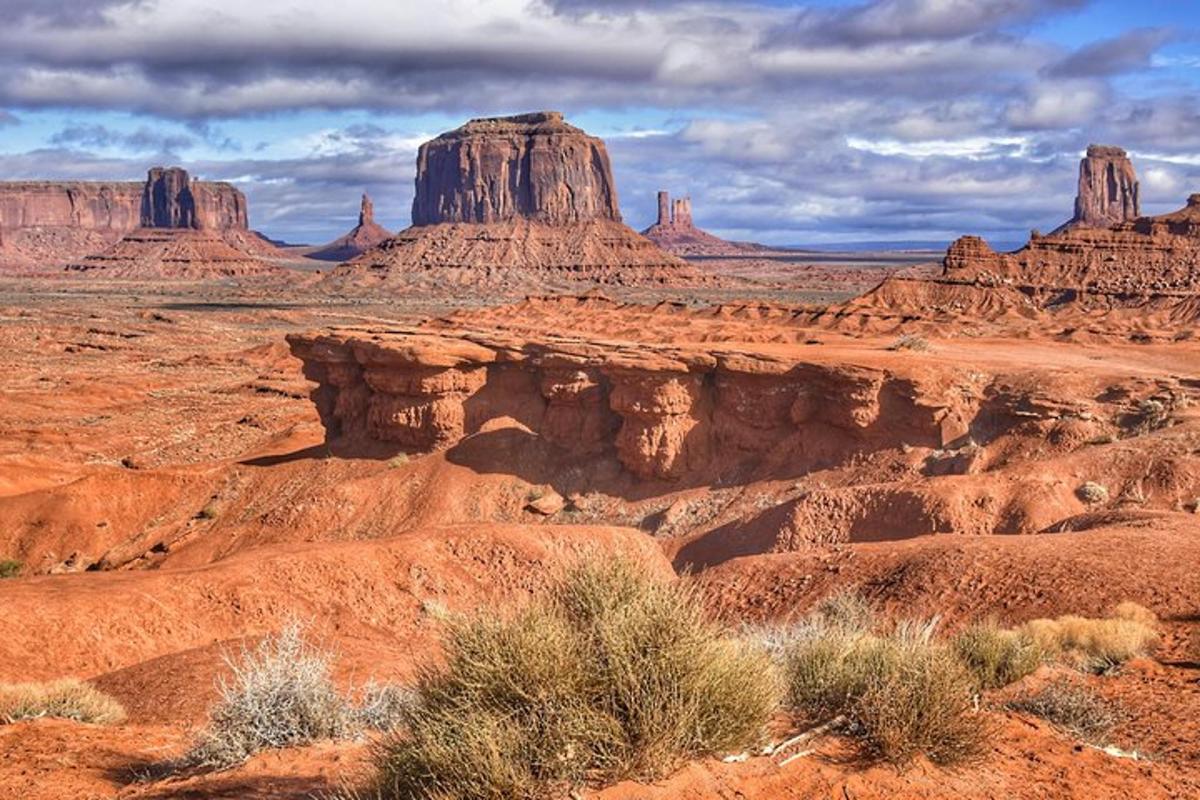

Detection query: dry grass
xmin=1007 ymin=678 xmax=1126 ymax=745
xmin=0 ymin=679 xmax=126 ymax=725
xmin=1018 ymin=605 xmax=1158 ymax=673
xmin=370 ymin=557 xmax=779 ymax=799
xmin=773 ymin=599 xmax=988 ymax=768
xmin=182 ymin=622 xmax=357 ymax=769
xmin=952 ymin=620 xmax=1043 ymax=690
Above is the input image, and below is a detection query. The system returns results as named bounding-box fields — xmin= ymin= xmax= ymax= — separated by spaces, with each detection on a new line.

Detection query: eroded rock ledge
xmin=287 ymin=327 xmax=973 ymax=482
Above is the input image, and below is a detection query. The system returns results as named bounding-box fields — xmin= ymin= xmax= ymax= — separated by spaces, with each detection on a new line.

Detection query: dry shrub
xmin=352 ymin=681 xmax=414 ymax=732
xmin=812 ymin=588 xmax=876 ymax=635
xmin=1076 ymin=482 xmax=1109 ymax=504
xmin=183 ymin=622 xmax=357 ymax=769
xmin=371 ymin=557 xmax=779 ymax=799
xmin=952 ymin=620 xmax=1043 ymax=690
xmin=889 ymin=333 xmax=932 ymax=352
xmin=1007 ymin=678 xmax=1126 ymax=745
xmin=0 ymin=678 xmax=126 ymax=725
xmin=1019 ymin=606 xmax=1158 ymax=673
xmin=778 ymin=612 xmax=988 ymax=767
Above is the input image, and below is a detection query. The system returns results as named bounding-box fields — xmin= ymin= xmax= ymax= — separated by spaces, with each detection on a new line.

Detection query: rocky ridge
xmin=641 ymin=190 xmax=765 ymax=257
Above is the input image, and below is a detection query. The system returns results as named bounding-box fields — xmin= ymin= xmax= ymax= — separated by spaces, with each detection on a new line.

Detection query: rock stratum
xmin=641 ymin=190 xmax=764 ymax=257
xmin=1063 ymin=144 xmax=1140 ymax=231
xmin=332 ymin=112 xmax=695 ymax=289
xmin=0 ymin=167 xmax=268 ymax=271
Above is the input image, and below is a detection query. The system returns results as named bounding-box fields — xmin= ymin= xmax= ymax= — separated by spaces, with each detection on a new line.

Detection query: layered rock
xmin=307 ymin=193 xmax=393 ymax=262
xmin=0 ymin=168 xmax=261 ymax=271
xmin=287 ymin=325 xmax=969 ymax=483
xmin=940 ymin=147 xmax=1200 ymax=297
xmin=1065 ymin=145 xmax=1140 ymax=230
xmin=333 ymin=112 xmax=693 ymax=287
xmin=640 ymin=190 xmax=763 ymax=257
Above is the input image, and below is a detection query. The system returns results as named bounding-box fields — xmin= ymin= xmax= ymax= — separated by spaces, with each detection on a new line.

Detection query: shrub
xmin=0 ymin=679 xmax=126 ymax=725
xmin=812 ymin=588 xmax=876 ymax=635
xmin=889 ymin=333 xmax=932 ymax=352
xmin=855 ymin=628 xmax=989 ymax=766
xmin=0 ymin=559 xmax=21 ymax=579
xmin=1007 ymin=678 xmax=1126 ymax=745
xmin=370 ymin=558 xmax=779 ymax=799
xmin=952 ymin=620 xmax=1043 ymax=690
xmin=1018 ymin=609 xmax=1158 ymax=673
xmin=1076 ymin=482 xmax=1109 ymax=504
xmin=197 ymin=502 xmax=219 ymax=520
xmin=777 ymin=615 xmax=987 ymax=767
xmin=352 ymin=681 xmax=414 ymax=732
xmin=183 ymin=622 xmax=356 ymax=769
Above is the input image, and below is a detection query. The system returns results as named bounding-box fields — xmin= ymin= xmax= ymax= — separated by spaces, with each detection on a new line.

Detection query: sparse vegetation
xmin=0 ymin=678 xmax=126 ymax=725
xmin=1018 ymin=604 xmax=1158 ymax=673
xmin=771 ymin=595 xmax=988 ymax=767
xmin=888 ymin=333 xmax=932 ymax=352
xmin=387 ymin=453 xmax=409 ymax=468
xmin=952 ymin=619 xmax=1043 ymax=690
xmin=1076 ymin=481 xmax=1109 ymax=505
xmin=1007 ymin=678 xmax=1126 ymax=745
xmin=197 ymin=502 xmax=220 ymax=520
xmin=369 ymin=558 xmax=779 ymax=799
xmin=352 ymin=681 xmax=414 ymax=732
xmin=0 ymin=559 xmax=22 ymax=579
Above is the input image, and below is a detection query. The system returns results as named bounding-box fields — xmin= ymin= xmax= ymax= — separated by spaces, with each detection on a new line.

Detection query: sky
xmin=0 ymin=0 xmax=1198 ymax=247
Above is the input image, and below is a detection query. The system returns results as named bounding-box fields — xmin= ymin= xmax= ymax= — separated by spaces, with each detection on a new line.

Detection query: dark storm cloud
xmin=1044 ymin=28 xmax=1174 ymax=78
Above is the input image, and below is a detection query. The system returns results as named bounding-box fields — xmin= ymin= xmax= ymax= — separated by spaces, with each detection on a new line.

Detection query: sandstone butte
xmin=305 ymin=193 xmax=393 ymax=262
xmin=331 ymin=111 xmax=698 ymax=287
xmin=0 ymin=167 xmax=281 ymax=275
xmin=641 ymin=190 xmax=765 ymax=257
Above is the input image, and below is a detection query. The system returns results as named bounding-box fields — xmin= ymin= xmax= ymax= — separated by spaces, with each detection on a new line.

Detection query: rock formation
xmin=640 ymin=190 xmax=763 ymax=257
xmin=306 ymin=193 xmax=392 ymax=262
xmin=64 ymin=167 xmax=279 ymax=279
xmin=939 ymin=147 xmax=1200 ymax=297
xmin=1064 ymin=145 xmax=1140 ymax=230
xmin=287 ymin=324 xmax=964 ymax=483
xmin=333 ymin=112 xmax=694 ymax=288
xmin=0 ymin=168 xmax=267 ymax=271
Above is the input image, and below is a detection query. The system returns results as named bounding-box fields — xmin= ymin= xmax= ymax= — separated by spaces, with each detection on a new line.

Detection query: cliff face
xmin=1069 ymin=145 xmax=1140 ymax=229
xmin=287 ymin=326 xmax=966 ymax=483
xmin=411 ymin=111 xmax=621 ymax=226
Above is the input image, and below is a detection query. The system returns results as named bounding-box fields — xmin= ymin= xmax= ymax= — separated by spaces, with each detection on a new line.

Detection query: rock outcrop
xmin=940 ymin=147 xmax=1200 ymax=297
xmin=307 ymin=193 xmax=392 ymax=262
xmin=287 ymin=325 xmax=967 ymax=483
xmin=1065 ymin=145 xmax=1140 ymax=230
xmin=0 ymin=168 xmax=263 ymax=271
xmin=640 ymin=190 xmax=763 ymax=257
xmin=332 ymin=112 xmax=694 ymax=288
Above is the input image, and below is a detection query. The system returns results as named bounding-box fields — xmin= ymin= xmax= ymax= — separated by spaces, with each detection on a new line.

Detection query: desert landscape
xmin=2 ymin=3 xmax=1199 ymax=799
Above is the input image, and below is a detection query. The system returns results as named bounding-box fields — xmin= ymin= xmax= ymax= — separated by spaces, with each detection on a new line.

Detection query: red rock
xmin=306 ymin=193 xmax=392 ymax=262
xmin=641 ymin=190 xmax=764 ymax=257
xmin=1066 ymin=144 xmax=1140 ymax=230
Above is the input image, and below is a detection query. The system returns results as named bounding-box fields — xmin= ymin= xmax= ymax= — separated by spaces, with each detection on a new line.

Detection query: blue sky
xmin=1 ymin=0 xmax=1198 ymax=246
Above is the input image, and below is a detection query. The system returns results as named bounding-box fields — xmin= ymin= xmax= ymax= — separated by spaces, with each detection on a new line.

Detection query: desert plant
xmin=197 ymin=502 xmax=219 ymax=520
xmin=0 ymin=678 xmax=126 ymax=725
xmin=370 ymin=557 xmax=779 ymax=799
xmin=1007 ymin=678 xmax=1126 ymax=745
xmin=889 ymin=333 xmax=932 ymax=352
xmin=1076 ymin=482 xmax=1109 ymax=505
xmin=952 ymin=619 xmax=1043 ymax=690
xmin=1019 ymin=606 xmax=1158 ymax=673
xmin=352 ymin=681 xmax=415 ymax=732
xmin=812 ymin=588 xmax=876 ymax=635
xmin=183 ymin=622 xmax=356 ymax=769
xmin=0 ymin=559 xmax=21 ymax=579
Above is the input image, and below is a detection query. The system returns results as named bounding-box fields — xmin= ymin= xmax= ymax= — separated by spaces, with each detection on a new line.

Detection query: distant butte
xmin=641 ymin=190 xmax=765 ymax=257
xmin=306 ymin=193 xmax=392 ymax=262
xmin=331 ymin=111 xmax=698 ymax=289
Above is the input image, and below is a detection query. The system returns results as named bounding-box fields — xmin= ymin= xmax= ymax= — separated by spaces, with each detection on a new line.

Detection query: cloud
xmin=1045 ymin=28 xmax=1174 ymax=78
xmin=0 ymin=111 xmax=19 ymax=127
xmin=49 ymin=123 xmax=194 ymax=154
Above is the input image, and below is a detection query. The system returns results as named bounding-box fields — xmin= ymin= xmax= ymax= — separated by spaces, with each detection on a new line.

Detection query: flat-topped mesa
xmin=412 ymin=110 xmax=621 ymax=226
xmin=332 ymin=112 xmax=693 ymax=286
xmin=1068 ymin=144 xmax=1140 ymax=230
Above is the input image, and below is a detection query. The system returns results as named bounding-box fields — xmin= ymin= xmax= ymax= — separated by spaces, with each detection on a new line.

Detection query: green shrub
xmin=953 ymin=620 xmax=1043 ymax=690
xmin=0 ymin=678 xmax=125 ymax=725
xmin=370 ymin=558 xmax=779 ymax=799
xmin=0 ymin=559 xmax=21 ymax=579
